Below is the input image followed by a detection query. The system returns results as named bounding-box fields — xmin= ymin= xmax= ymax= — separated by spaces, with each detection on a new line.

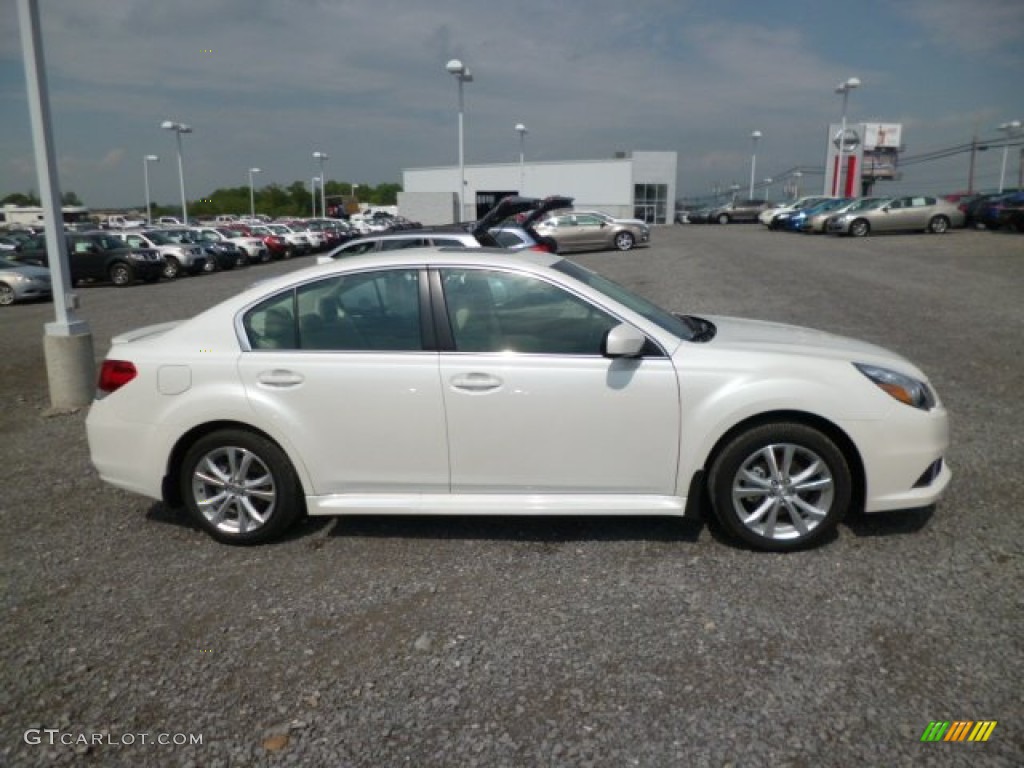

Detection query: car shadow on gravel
xmin=324 ymin=515 xmax=703 ymax=545
xmin=843 ymin=505 xmax=935 ymax=538
xmin=144 ymin=502 xmax=336 ymax=542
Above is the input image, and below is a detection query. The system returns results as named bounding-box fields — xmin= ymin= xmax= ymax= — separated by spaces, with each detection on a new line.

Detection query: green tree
xmin=1 ymin=191 xmax=42 ymax=206
xmin=61 ymin=190 xmax=83 ymax=206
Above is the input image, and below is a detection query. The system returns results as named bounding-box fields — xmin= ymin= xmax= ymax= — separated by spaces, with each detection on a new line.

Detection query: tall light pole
xmin=161 ymin=120 xmax=192 ymax=224
xmin=833 ymin=77 xmax=860 ymax=197
xmin=748 ymin=130 xmax=762 ymax=199
xmin=143 ymin=155 xmax=159 ymax=225
xmin=311 ymin=177 xmax=320 ymax=218
xmin=792 ymin=171 xmax=802 ymax=199
xmin=248 ymin=167 xmax=261 ymax=218
xmin=446 ymin=58 xmax=473 ymax=221
xmin=18 ymin=0 xmax=94 ymax=408
xmin=515 ymin=122 xmax=527 ymax=192
xmin=997 ymin=120 xmax=1022 ymax=193
xmin=312 ymin=151 xmax=328 ymax=218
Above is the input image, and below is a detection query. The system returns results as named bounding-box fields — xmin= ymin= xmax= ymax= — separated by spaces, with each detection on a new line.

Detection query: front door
xmin=436 ymin=267 xmax=680 ymax=494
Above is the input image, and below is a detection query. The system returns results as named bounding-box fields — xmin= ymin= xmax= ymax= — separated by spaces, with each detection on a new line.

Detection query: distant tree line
xmin=2 ymin=181 xmax=400 ymax=218
xmin=2 ymin=191 xmax=83 ymax=206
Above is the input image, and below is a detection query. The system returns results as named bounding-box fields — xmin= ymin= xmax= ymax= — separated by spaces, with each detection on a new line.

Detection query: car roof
xmin=232 ymin=247 xmax=561 ymax=301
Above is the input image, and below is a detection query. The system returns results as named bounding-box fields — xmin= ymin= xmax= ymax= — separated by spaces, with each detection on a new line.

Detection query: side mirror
xmin=603 ymin=322 xmax=646 ymax=358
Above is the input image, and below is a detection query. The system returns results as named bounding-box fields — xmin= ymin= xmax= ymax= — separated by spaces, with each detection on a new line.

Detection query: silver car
xmin=112 ymin=230 xmax=208 ymax=278
xmin=827 ymin=196 xmax=965 ymax=236
xmin=0 ymin=256 xmax=52 ymax=306
xmin=534 ymin=212 xmax=649 ymax=252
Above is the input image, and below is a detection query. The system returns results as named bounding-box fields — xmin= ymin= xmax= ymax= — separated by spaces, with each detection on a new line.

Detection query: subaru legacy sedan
xmin=86 ymin=249 xmax=950 ymax=552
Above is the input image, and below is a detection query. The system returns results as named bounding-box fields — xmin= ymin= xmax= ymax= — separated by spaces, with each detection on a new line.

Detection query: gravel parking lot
xmin=2 ymin=225 xmax=1022 ymax=766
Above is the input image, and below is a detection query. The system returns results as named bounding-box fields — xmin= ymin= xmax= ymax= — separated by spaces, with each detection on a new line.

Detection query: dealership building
xmin=400 ymin=151 xmax=677 ymax=225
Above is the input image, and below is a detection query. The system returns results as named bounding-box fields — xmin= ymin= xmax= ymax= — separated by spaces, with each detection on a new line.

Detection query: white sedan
xmin=86 ymin=249 xmax=950 ymax=552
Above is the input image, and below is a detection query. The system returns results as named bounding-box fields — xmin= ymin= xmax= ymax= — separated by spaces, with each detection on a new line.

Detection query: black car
xmin=12 ymin=231 xmax=165 ymax=286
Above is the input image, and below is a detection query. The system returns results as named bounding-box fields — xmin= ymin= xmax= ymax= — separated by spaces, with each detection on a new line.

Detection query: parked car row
xmin=684 ymin=190 xmax=1022 ymax=237
xmin=0 ymin=221 xmax=339 ymax=303
xmin=946 ymin=190 xmax=1024 ymax=231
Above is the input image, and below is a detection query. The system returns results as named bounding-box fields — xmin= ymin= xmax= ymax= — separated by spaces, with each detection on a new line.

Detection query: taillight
xmin=530 ymin=243 xmax=552 ymax=252
xmin=98 ymin=360 xmax=137 ymax=394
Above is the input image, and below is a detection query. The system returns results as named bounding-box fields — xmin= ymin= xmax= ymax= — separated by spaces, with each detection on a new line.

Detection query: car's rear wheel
xmin=708 ymin=422 xmax=852 ymax=552
xmin=614 ymin=231 xmax=635 ymax=251
xmin=717 ymin=213 xmax=730 ymax=225
xmin=928 ymin=215 xmax=950 ymax=234
xmin=162 ymin=256 xmax=181 ymax=279
xmin=0 ymin=283 xmax=14 ymax=306
xmin=849 ymin=219 xmax=870 ymax=237
xmin=181 ymin=429 xmax=303 ymax=545
xmin=109 ymin=263 xmax=133 ymax=286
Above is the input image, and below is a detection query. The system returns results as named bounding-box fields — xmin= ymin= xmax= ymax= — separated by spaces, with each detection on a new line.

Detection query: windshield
xmin=0 ymin=257 xmax=18 ymax=268
xmin=95 ymin=235 xmax=126 ymax=250
xmin=846 ymin=197 xmax=889 ymax=213
xmin=142 ymin=231 xmax=173 ymax=244
xmin=552 ymin=259 xmax=695 ymax=341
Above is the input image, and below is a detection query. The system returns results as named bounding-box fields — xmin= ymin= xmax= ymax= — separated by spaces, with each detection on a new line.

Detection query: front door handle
xmin=257 ymin=369 xmax=305 ymax=388
xmin=450 ymin=373 xmax=502 ymax=392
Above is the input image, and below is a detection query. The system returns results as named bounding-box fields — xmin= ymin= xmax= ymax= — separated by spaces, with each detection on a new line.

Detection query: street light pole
xmin=446 ymin=59 xmax=473 ymax=221
xmin=313 ymin=151 xmax=328 ymax=217
xmin=161 ymin=120 xmax=192 ymax=224
xmin=833 ymin=77 xmax=860 ymax=196
xmin=18 ymin=0 xmax=94 ymax=408
xmin=311 ymin=177 xmax=320 ymax=218
xmin=248 ymin=167 xmax=261 ymax=219
xmin=143 ymin=155 xmax=159 ymax=225
xmin=515 ymin=123 xmax=527 ymax=192
xmin=997 ymin=120 xmax=1022 ymax=193
xmin=792 ymin=171 xmax=802 ymax=199
xmin=748 ymin=130 xmax=762 ymax=199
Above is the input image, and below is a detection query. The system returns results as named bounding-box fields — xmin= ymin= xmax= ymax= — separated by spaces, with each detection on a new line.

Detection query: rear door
xmin=236 ymin=268 xmax=449 ymax=495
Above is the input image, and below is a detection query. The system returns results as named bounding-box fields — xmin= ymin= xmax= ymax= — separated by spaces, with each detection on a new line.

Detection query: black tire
xmin=708 ymin=422 xmax=852 ymax=552
xmin=203 ymin=258 xmax=218 ymax=273
xmin=613 ymin=231 xmax=635 ymax=251
xmin=717 ymin=213 xmax=730 ymax=225
xmin=849 ymin=219 xmax=870 ymax=237
xmin=181 ymin=429 xmax=303 ymax=545
xmin=162 ymin=256 xmax=181 ymax=279
xmin=109 ymin=262 xmax=133 ymax=286
xmin=0 ymin=282 xmax=14 ymax=306
xmin=928 ymin=215 xmax=949 ymax=234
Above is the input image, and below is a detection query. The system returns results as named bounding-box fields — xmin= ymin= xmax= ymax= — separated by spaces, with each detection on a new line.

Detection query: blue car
xmin=783 ymin=198 xmax=855 ymax=233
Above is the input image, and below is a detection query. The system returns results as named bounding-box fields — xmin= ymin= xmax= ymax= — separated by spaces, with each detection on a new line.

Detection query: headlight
xmin=854 ymin=363 xmax=936 ymax=410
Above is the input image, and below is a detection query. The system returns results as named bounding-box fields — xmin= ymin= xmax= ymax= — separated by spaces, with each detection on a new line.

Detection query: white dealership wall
xmin=402 ymin=151 xmax=676 ymax=223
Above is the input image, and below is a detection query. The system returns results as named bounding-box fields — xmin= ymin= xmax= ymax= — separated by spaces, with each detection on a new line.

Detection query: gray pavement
xmin=2 ymin=225 xmax=1022 ymax=766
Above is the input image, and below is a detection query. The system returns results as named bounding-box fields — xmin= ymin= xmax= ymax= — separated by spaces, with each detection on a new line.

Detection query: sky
xmin=1 ymin=0 xmax=1023 ymax=209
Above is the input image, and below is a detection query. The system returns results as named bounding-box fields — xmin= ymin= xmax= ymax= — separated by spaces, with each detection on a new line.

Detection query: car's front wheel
xmin=613 ymin=231 xmax=635 ymax=251
xmin=181 ymin=429 xmax=303 ymax=545
xmin=0 ymin=282 xmax=14 ymax=306
xmin=708 ymin=422 xmax=852 ymax=552
xmin=162 ymin=256 xmax=181 ymax=279
xmin=717 ymin=213 xmax=730 ymax=225
xmin=849 ymin=219 xmax=870 ymax=237
xmin=109 ymin=263 xmax=133 ymax=286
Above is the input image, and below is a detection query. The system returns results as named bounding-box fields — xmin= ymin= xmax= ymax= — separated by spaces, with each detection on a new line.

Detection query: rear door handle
xmin=451 ymin=373 xmax=502 ymax=392
xmin=257 ymin=369 xmax=305 ymax=388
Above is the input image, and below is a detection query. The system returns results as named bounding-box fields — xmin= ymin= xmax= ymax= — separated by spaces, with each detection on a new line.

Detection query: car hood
xmin=2 ymin=263 xmax=50 ymax=279
xmin=700 ymin=315 xmax=920 ymax=372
